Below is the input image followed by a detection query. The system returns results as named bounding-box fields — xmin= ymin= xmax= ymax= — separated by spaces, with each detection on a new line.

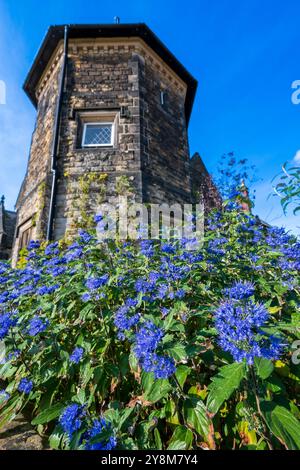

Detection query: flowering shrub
xmin=0 ymin=204 xmax=299 ymax=450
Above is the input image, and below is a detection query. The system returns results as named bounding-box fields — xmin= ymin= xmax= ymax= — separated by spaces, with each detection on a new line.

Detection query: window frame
xmin=20 ymin=226 xmax=32 ymax=251
xmin=16 ymin=216 xmax=34 ymax=253
xmin=81 ymin=121 xmax=115 ymax=148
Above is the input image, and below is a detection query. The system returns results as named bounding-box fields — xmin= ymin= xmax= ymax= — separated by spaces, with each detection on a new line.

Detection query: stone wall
xmin=53 ymin=44 xmax=144 ymax=239
xmin=139 ymin=56 xmax=192 ymax=204
xmin=0 ymin=199 xmax=17 ymax=260
xmin=11 ymin=57 xmax=62 ymax=263
xmin=189 ymin=153 xmax=222 ymax=211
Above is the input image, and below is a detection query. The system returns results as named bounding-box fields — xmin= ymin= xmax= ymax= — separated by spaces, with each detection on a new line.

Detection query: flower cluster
xmin=36 ymin=284 xmax=60 ymax=296
xmin=59 ymin=404 xmax=86 ymax=438
xmin=84 ymin=418 xmax=117 ymax=450
xmin=224 ymin=281 xmax=255 ymax=300
xmin=114 ymin=303 xmax=140 ymax=339
xmin=133 ymin=321 xmax=176 ymax=379
xmin=0 ymin=311 xmax=16 ymax=340
xmin=18 ymin=378 xmax=33 ymax=394
xmin=215 ymin=283 xmax=284 ymax=364
xmin=86 ymin=275 xmax=109 ymax=291
xmin=27 ymin=316 xmax=49 ymax=336
xmin=59 ymin=405 xmax=116 ymax=450
xmin=70 ymin=347 xmax=84 ymax=364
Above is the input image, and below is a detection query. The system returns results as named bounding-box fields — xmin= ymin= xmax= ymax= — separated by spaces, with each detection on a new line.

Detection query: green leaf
xmin=49 ymin=427 xmax=64 ymax=450
xmin=265 ymin=375 xmax=286 ymax=393
xmin=31 ymin=403 xmax=65 ymax=425
xmin=183 ymin=396 xmax=209 ymax=437
xmin=164 ymin=341 xmax=187 ymax=361
xmin=120 ymin=437 xmax=138 ymax=450
xmin=103 ymin=408 xmax=119 ymax=428
xmin=76 ymin=389 xmax=86 ymax=405
xmin=154 ymin=428 xmax=163 ymax=450
xmin=0 ymin=396 xmax=23 ymax=429
xmin=254 ymin=358 xmax=274 ymax=380
xmin=143 ymin=374 xmax=172 ymax=403
xmin=146 ymin=380 xmax=172 ymax=404
xmin=261 ymin=402 xmax=300 ymax=450
xmin=206 ymin=362 xmax=246 ymax=414
xmin=141 ymin=371 xmax=154 ymax=396
xmin=167 ymin=425 xmax=193 ymax=450
xmin=118 ymin=407 xmax=134 ymax=431
xmin=165 ymin=399 xmax=180 ymax=425
xmin=175 ymin=365 xmax=190 ymax=389
xmin=129 ymin=352 xmax=139 ymax=373
xmin=163 ymin=310 xmax=175 ymax=331
xmin=80 ymin=361 xmax=93 ymax=386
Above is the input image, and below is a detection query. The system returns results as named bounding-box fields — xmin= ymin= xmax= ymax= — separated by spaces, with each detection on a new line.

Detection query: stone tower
xmin=12 ymin=23 xmax=218 ymax=261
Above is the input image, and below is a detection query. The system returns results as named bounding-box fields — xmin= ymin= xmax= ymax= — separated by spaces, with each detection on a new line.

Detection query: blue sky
xmin=0 ymin=0 xmax=299 ymax=233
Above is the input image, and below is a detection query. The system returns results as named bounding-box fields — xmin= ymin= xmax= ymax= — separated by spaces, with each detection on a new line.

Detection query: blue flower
xmin=157 ymin=284 xmax=169 ymax=299
xmin=215 ymin=298 xmax=283 ymax=364
xmin=266 ymin=226 xmax=292 ymax=248
xmin=114 ymin=305 xmax=140 ymax=334
xmin=139 ymin=240 xmax=154 ymax=258
xmin=207 ymin=237 xmax=228 ymax=257
xmin=59 ymin=404 xmax=86 ymax=438
xmin=84 ymin=418 xmax=117 ymax=450
xmin=224 ymin=281 xmax=255 ymax=300
xmin=161 ymin=307 xmax=169 ymax=317
xmin=27 ymin=240 xmax=40 ymax=251
xmin=174 ymin=288 xmax=186 ymax=299
xmin=2 ymin=350 xmax=20 ymax=364
xmin=161 ymin=243 xmax=176 ymax=254
xmin=47 ymin=266 xmax=66 ymax=277
xmin=65 ymin=247 xmax=83 ymax=262
xmin=142 ymin=353 xmax=176 ymax=379
xmin=0 ymin=263 xmax=9 ymax=275
xmin=27 ymin=316 xmax=49 ymax=336
xmin=78 ymin=230 xmax=93 ymax=244
xmin=133 ymin=321 xmax=163 ymax=360
xmin=125 ymin=298 xmax=138 ymax=308
xmin=0 ymin=312 xmax=16 ymax=339
xmin=70 ymin=347 xmax=84 ymax=364
xmin=132 ymin=320 xmax=175 ymax=375
xmin=18 ymin=378 xmax=33 ymax=394
xmin=86 ymin=275 xmax=109 ymax=291
xmin=45 ymin=242 xmax=59 ymax=256
xmin=94 ymin=214 xmax=103 ymax=224
xmin=36 ymin=284 xmax=60 ymax=296
xmin=135 ymin=278 xmax=156 ymax=295
xmin=81 ymin=292 xmax=91 ymax=302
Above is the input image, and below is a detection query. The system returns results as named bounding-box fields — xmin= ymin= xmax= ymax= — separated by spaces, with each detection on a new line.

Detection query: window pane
xmin=84 ymin=124 xmax=112 ymax=146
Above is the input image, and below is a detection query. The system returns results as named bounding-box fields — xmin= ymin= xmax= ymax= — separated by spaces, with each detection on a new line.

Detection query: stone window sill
xmin=74 ymin=146 xmax=116 ymax=152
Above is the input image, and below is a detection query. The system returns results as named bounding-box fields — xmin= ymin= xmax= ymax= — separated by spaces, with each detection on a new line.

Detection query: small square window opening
xmin=82 ymin=123 xmax=114 ymax=147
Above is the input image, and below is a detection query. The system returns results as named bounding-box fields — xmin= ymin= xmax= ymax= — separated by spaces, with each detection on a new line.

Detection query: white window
xmin=82 ymin=122 xmax=114 ymax=147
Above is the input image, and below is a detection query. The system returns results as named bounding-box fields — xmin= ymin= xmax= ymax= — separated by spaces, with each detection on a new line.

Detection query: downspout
xmin=46 ymin=25 xmax=69 ymax=241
